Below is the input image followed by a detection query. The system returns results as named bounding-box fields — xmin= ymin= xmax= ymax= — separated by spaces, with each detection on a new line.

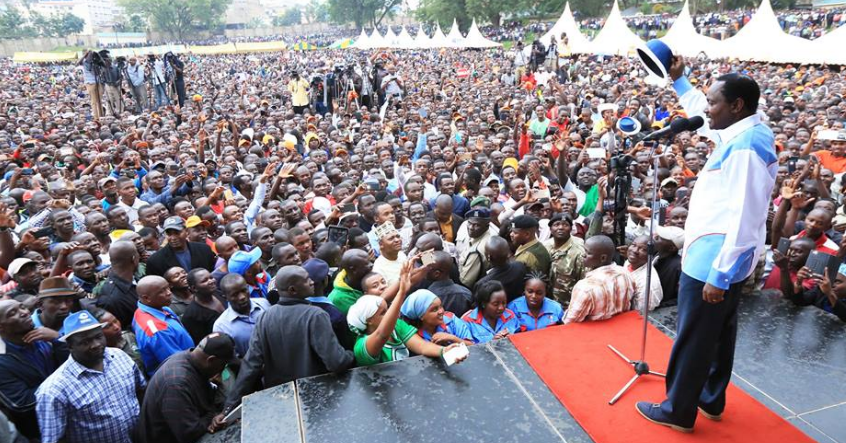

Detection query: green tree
xmin=304 ymin=0 xmax=330 ymax=23
xmin=272 ymin=7 xmax=302 ymax=26
xmin=465 ymin=0 xmax=508 ymax=27
xmin=117 ymin=0 xmax=231 ymax=40
xmin=121 ymin=14 xmax=148 ymax=32
xmin=416 ymin=0 xmax=467 ymax=31
xmin=327 ymin=0 xmax=402 ymax=29
xmin=55 ymin=12 xmax=85 ymax=35
xmin=0 ymin=9 xmax=36 ymax=38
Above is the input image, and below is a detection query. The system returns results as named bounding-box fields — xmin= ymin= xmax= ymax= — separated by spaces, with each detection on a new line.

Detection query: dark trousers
xmin=174 ymin=78 xmax=186 ymax=107
xmin=660 ymin=272 xmax=744 ymax=428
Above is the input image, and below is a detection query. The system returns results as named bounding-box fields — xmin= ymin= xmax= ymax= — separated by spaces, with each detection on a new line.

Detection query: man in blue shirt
xmin=636 ymin=57 xmax=777 ymax=432
xmin=213 ymin=274 xmax=270 ymax=357
xmin=132 ymin=275 xmax=194 ymax=377
xmin=139 ymin=170 xmax=190 ymax=205
xmin=36 ymin=310 xmax=147 ymax=443
xmin=31 ymin=277 xmax=80 ymax=337
xmin=125 ymin=57 xmax=147 ymax=113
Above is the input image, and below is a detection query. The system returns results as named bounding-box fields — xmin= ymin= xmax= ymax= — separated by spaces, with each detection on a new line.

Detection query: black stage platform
xmin=200 ymin=291 xmax=845 ymax=443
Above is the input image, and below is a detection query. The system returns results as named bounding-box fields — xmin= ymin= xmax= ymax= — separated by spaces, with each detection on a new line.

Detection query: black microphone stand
xmin=607 ymin=139 xmax=666 ymax=405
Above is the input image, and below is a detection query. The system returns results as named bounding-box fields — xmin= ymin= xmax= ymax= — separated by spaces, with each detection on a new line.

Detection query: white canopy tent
xmin=383 ymin=26 xmax=399 ymax=48
xmin=430 ymin=23 xmax=449 ymax=48
xmin=589 ymin=0 xmax=644 ymax=56
xmin=661 ymin=0 xmax=723 ymax=57
xmin=464 ymin=19 xmax=501 ymax=48
xmin=368 ymin=28 xmax=387 ymax=49
xmin=445 ymin=19 xmax=467 ymax=48
xmin=539 ymin=2 xmax=592 ymax=54
xmin=414 ymin=27 xmax=432 ymax=48
xmin=397 ymin=26 xmax=416 ymax=48
xmin=353 ymin=29 xmax=371 ymax=49
xmin=810 ymin=24 xmax=846 ymax=65
xmin=716 ymin=0 xmax=816 ymax=63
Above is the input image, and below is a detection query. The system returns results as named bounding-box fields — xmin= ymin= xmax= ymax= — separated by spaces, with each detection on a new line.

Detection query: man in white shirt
xmin=125 ymin=57 xmax=147 ymax=113
xmin=636 ymin=56 xmax=777 ymax=433
xmin=623 ymin=235 xmax=663 ymax=311
xmin=372 ymin=222 xmax=406 ymax=285
xmin=149 ymin=55 xmax=169 ymax=110
xmin=381 ymin=66 xmax=404 ymax=102
xmin=115 ymin=177 xmax=149 ymax=226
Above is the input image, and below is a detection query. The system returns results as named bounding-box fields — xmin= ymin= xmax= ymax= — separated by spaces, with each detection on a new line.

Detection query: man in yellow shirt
xmin=287 ymin=72 xmax=310 ymax=114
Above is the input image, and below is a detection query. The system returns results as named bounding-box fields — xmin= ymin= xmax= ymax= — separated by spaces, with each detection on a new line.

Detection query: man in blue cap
xmin=36 ymin=310 xmax=146 ymax=443
xmin=228 ymin=248 xmax=270 ymax=300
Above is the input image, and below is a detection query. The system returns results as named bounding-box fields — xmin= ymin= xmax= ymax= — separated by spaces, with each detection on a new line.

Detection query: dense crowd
xmin=0 ymin=23 xmax=844 ymax=442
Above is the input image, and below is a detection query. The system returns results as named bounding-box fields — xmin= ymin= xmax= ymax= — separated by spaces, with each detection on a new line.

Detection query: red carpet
xmin=509 ymin=311 xmax=814 ymax=443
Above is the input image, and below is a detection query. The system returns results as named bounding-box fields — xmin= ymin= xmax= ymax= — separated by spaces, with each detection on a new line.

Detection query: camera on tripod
xmin=610 ymin=154 xmax=635 ymax=173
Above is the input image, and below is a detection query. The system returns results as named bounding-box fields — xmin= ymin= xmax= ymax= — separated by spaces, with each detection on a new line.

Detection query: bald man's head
xmin=485 ymin=236 xmax=511 ymax=267
xmin=340 ymin=249 xmax=373 ymax=290
xmin=425 ymin=250 xmax=453 ymax=282
xmin=215 ymin=236 xmax=239 ymax=260
xmin=415 ymin=233 xmax=443 ymax=253
xmin=137 ymin=275 xmax=172 ymax=309
xmin=109 ymin=241 xmax=139 ymax=269
xmin=584 ymin=235 xmax=616 ymax=269
xmin=274 ymin=265 xmax=314 ymax=299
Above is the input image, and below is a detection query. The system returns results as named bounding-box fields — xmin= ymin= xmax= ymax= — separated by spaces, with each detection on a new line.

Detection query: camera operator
xmin=380 ymin=65 xmax=404 ymax=105
xmin=79 ymin=50 xmax=105 ymax=120
xmin=148 ymin=54 xmax=169 ymax=110
xmin=287 ymin=71 xmax=310 ymax=115
xmin=357 ymin=63 xmax=373 ymax=109
xmin=101 ymin=52 xmax=124 ymax=116
xmin=310 ymin=74 xmax=327 ymax=115
xmin=165 ymin=52 xmax=186 ymax=107
xmin=126 ymin=56 xmax=148 ymax=114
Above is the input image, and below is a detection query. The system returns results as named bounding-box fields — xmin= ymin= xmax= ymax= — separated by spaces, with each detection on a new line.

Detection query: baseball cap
xmin=228 ymin=248 xmax=262 ymax=275
xmin=163 ymin=216 xmax=186 ymax=232
xmin=59 ymin=310 xmax=106 ymax=342
xmin=197 ymin=332 xmax=237 ymax=362
xmin=98 ymin=176 xmax=117 ymax=188
xmin=302 ymin=258 xmax=330 ymax=284
xmin=655 ymin=225 xmax=685 ymax=250
xmin=660 ymin=177 xmax=678 ymax=187
xmin=185 ymin=215 xmax=210 ymax=229
xmin=8 ymin=258 xmax=36 ymax=279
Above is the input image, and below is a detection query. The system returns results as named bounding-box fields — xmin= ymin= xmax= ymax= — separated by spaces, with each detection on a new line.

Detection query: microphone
xmin=642 ymin=116 xmax=704 ymax=141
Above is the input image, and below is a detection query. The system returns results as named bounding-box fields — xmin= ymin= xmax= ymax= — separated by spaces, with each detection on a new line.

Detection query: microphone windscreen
xmin=687 ymin=116 xmax=705 ymax=131
xmin=669 ymin=117 xmax=691 ymax=133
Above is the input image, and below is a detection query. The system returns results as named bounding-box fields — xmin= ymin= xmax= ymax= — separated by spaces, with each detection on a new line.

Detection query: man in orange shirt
xmin=805 ymin=130 xmax=846 ymax=174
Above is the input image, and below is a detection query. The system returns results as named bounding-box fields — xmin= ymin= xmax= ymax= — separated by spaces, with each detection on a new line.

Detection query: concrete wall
xmin=0 ymin=35 xmax=98 ymax=57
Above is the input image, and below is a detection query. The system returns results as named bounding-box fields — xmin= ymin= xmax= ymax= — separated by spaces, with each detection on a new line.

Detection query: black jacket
xmin=0 ymin=339 xmax=68 ymax=438
xmin=225 ymin=298 xmax=354 ymax=409
xmin=146 ymin=242 xmax=216 ymax=277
